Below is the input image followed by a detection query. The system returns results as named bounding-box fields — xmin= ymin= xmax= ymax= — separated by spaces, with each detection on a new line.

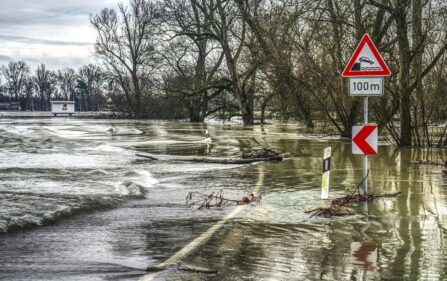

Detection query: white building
xmin=51 ymin=101 xmax=75 ymax=116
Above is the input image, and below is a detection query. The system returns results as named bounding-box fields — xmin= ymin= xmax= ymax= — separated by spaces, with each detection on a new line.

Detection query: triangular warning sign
xmin=342 ymin=34 xmax=391 ymax=77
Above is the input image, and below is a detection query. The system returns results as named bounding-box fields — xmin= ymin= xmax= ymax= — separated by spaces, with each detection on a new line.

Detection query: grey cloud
xmin=0 ymin=0 xmax=117 ymax=27
xmin=0 ymin=0 xmax=120 ymax=69
xmin=0 ymin=10 xmax=85 ymax=27
xmin=47 ymin=7 xmax=93 ymax=16
xmin=0 ymin=34 xmax=93 ymax=46
xmin=0 ymin=54 xmax=13 ymax=62
xmin=0 ymin=54 xmax=95 ymax=71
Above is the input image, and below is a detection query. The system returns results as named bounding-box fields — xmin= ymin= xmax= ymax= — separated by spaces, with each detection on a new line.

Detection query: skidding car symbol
xmin=359 ymin=57 xmax=374 ymax=65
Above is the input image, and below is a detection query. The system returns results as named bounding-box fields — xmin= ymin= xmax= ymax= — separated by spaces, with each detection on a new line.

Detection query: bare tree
xmin=77 ymin=64 xmax=106 ymax=111
xmin=1 ymin=61 xmax=30 ymax=103
xmin=368 ymin=0 xmax=447 ymax=146
xmin=162 ymin=0 xmax=228 ymax=122
xmin=33 ymin=64 xmax=57 ymax=111
xmin=57 ymin=68 xmax=77 ymax=101
xmin=213 ymin=0 xmax=258 ymax=125
xmin=23 ymin=77 xmax=34 ymax=111
xmin=91 ymin=0 xmax=159 ymax=118
xmin=234 ymin=0 xmax=315 ymax=128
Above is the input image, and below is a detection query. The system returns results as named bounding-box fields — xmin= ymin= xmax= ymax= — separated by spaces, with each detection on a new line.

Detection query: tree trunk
xmin=84 ymin=92 xmax=89 ymax=112
xmin=283 ymin=74 xmax=314 ymax=128
xmin=188 ymin=97 xmax=205 ymax=122
xmin=188 ymin=39 xmax=208 ymax=123
xmin=221 ymin=40 xmax=254 ymax=125
xmin=132 ymin=69 xmax=143 ymax=118
xmin=412 ymin=0 xmax=425 ymax=145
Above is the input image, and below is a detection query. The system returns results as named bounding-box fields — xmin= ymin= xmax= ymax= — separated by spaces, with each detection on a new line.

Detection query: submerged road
xmin=139 ymin=166 xmax=265 ymax=281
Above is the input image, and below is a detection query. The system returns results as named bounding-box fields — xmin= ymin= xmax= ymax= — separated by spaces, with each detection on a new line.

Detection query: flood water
xmin=0 ymin=118 xmax=446 ymax=281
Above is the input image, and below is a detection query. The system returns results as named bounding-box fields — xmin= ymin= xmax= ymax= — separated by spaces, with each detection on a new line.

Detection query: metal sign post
xmin=363 ymin=97 xmax=368 ymax=194
xmin=343 ymin=33 xmax=391 ymax=196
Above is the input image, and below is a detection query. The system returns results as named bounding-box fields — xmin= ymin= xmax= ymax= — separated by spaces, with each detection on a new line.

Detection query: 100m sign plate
xmin=349 ymin=77 xmax=384 ymax=96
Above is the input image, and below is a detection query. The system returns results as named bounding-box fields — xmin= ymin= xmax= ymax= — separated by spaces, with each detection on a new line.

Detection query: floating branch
xmin=136 ymin=148 xmax=284 ymax=164
xmin=186 ymin=190 xmax=260 ymax=210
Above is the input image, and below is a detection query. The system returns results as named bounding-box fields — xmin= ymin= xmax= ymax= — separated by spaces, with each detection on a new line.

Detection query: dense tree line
xmin=2 ymin=0 xmax=446 ymax=147
xmin=90 ymin=0 xmax=447 ymax=147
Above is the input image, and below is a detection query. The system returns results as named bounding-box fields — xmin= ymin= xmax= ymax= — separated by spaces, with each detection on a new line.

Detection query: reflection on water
xmin=350 ymin=240 xmax=377 ymax=271
xmin=0 ymin=119 xmax=446 ymax=281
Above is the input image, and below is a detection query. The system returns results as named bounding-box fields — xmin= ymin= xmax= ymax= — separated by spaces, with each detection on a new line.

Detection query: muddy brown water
xmin=0 ymin=119 xmax=446 ymax=281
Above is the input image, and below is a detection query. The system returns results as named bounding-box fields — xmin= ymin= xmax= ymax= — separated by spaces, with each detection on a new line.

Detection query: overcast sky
xmin=0 ymin=0 xmax=123 ymax=70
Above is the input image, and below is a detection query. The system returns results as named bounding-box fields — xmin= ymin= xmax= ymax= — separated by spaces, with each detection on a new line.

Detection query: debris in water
xmin=306 ymin=205 xmax=356 ymax=218
xmin=413 ymin=159 xmax=447 ymax=167
xmin=136 ymin=151 xmax=283 ymax=164
xmin=186 ymin=190 xmax=260 ymax=210
xmin=242 ymin=148 xmax=281 ymax=159
xmin=306 ymin=174 xmax=401 ymax=218
xmin=305 ymin=192 xmax=401 ymax=218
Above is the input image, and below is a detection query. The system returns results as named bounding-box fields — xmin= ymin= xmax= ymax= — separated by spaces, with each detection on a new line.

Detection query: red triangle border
xmin=342 ymin=34 xmax=391 ymax=77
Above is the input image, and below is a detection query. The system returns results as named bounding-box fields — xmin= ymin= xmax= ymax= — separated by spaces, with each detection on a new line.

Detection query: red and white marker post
xmin=321 ymin=147 xmax=331 ymax=199
xmin=343 ymin=34 xmax=390 ymax=194
xmin=352 ymin=125 xmax=378 ymax=155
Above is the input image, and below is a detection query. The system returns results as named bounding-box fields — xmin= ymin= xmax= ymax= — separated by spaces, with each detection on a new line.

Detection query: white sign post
xmin=321 ymin=147 xmax=331 ymax=199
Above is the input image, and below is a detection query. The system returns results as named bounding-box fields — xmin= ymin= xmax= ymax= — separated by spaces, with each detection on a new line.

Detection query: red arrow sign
xmin=352 ymin=125 xmax=378 ymax=155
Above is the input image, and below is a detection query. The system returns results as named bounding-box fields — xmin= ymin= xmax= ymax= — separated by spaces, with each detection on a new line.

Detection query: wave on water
xmin=76 ymin=144 xmax=129 ymax=153
xmin=0 ymin=169 xmax=160 ymax=234
xmin=106 ymin=127 xmax=144 ymax=135
xmin=84 ymin=169 xmax=109 ymax=176
xmin=0 ymin=193 xmax=126 ymax=234
xmin=95 ymin=144 xmax=127 ymax=152
xmin=1 ymin=125 xmax=35 ymax=136
xmin=119 ymin=169 xmax=159 ymax=196
xmin=0 ymin=121 xmax=166 ymax=234
xmin=0 ymin=125 xmax=70 ymax=152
